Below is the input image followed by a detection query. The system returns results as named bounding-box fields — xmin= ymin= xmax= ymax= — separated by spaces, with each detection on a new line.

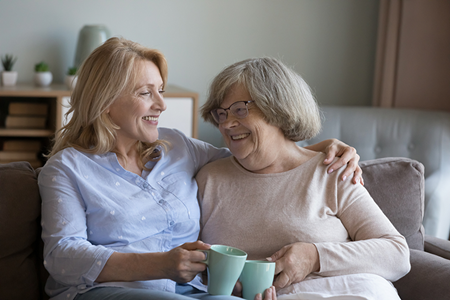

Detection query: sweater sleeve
xmin=313 ymin=176 xmax=411 ymax=282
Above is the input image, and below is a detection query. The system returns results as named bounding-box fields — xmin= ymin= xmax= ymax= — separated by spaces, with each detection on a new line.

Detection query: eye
xmin=159 ymin=90 xmax=165 ymax=94
xmin=140 ymin=92 xmax=151 ymax=96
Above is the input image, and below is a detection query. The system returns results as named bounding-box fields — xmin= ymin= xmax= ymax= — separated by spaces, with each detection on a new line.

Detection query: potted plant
xmin=1 ymin=54 xmax=18 ymax=86
xmin=65 ymin=66 xmax=78 ymax=90
xmin=34 ymin=61 xmax=52 ymax=87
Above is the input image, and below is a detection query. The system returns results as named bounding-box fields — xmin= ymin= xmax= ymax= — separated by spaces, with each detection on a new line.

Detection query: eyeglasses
xmin=210 ymin=101 xmax=253 ymax=124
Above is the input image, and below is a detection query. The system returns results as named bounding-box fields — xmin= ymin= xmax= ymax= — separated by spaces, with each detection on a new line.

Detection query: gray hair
xmin=201 ymin=57 xmax=321 ymax=141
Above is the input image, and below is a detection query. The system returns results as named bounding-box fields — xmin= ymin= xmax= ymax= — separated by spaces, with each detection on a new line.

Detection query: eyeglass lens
xmin=212 ymin=101 xmax=250 ymax=123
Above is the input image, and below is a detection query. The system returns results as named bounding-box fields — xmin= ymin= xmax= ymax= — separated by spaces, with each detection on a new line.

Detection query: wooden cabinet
xmin=0 ymin=84 xmax=198 ymax=165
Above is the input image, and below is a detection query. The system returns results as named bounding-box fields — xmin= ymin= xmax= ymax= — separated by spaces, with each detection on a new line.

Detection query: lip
xmin=230 ymin=132 xmax=250 ymax=141
xmin=142 ymin=115 xmax=159 ymax=125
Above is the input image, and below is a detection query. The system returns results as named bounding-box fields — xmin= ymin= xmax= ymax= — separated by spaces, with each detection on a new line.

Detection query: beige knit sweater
xmin=196 ymin=153 xmax=410 ymax=283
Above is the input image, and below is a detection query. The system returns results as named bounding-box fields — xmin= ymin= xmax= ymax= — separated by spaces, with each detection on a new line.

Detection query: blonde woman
xmin=39 ymin=38 xmax=362 ymax=300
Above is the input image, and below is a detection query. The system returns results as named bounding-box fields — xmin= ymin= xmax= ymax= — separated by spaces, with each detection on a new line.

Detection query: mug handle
xmin=195 ymin=249 xmax=210 ymax=264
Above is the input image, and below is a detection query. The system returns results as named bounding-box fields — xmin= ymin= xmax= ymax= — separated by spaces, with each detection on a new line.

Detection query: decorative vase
xmin=65 ymin=75 xmax=77 ymax=90
xmin=1 ymin=71 xmax=18 ymax=86
xmin=34 ymin=72 xmax=53 ymax=87
xmin=74 ymin=25 xmax=111 ymax=68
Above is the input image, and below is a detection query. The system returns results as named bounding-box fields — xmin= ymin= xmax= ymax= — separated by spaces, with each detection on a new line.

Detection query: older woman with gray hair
xmin=196 ymin=57 xmax=411 ymax=300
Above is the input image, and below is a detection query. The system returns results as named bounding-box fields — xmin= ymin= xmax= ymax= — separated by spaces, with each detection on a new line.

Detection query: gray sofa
xmin=1 ymin=158 xmax=450 ymax=300
xmin=298 ymin=106 xmax=450 ymax=240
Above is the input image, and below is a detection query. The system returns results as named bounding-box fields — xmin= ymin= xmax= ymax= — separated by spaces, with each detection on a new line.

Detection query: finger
xmin=271 ymin=286 xmax=277 ymax=300
xmin=340 ymin=159 xmax=360 ymax=182
xmin=323 ymin=149 xmax=336 ymax=166
xmin=254 ymin=293 xmax=262 ymax=300
xmin=262 ymin=286 xmax=275 ymax=300
xmin=190 ymin=250 xmax=209 ymax=262
xmin=273 ymin=271 xmax=290 ymax=289
xmin=181 ymin=240 xmax=211 ymax=251
xmin=327 ymin=156 xmax=347 ymax=175
xmin=188 ymin=261 xmax=207 ymax=272
xmin=351 ymin=167 xmax=363 ymax=185
xmin=232 ymin=281 xmax=242 ymax=297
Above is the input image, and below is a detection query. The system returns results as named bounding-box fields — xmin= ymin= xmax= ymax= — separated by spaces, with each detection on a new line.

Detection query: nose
xmin=219 ymin=113 xmax=239 ymax=129
xmin=153 ymin=91 xmax=167 ymax=112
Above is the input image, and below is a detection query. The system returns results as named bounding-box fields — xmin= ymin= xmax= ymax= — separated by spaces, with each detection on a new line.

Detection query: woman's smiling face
xmin=107 ymin=59 xmax=166 ymax=148
xmin=218 ymin=84 xmax=286 ymax=173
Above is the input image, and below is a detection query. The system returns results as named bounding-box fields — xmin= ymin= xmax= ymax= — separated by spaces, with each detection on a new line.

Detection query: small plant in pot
xmin=1 ymin=54 xmax=18 ymax=86
xmin=34 ymin=61 xmax=53 ymax=87
xmin=65 ymin=66 xmax=78 ymax=90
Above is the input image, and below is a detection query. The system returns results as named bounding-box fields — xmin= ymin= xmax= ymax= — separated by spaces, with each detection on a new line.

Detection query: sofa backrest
xmin=0 ymin=162 xmax=48 ymax=300
xmin=297 ymin=106 xmax=450 ymax=240
xmin=0 ymin=157 xmax=426 ymax=299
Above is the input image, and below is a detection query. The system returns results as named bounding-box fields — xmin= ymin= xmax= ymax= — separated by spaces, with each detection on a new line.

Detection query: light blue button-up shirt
xmin=38 ymin=128 xmax=230 ymax=300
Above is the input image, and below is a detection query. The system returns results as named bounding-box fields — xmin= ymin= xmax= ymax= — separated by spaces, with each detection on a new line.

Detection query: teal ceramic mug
xmin=199 ymin=245 xmax=248 ymax=295
xmin=240 ymin=260 xmax=276 ymax=300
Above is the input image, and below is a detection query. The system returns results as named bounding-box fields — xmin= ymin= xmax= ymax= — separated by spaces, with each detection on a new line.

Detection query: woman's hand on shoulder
xmin=267 ymin=242 xmax=320 ymax=290
xmin=321 ymin=138 xmax=363 ymax=185
xmin=162 ymin=241 xmax=210 ymax=283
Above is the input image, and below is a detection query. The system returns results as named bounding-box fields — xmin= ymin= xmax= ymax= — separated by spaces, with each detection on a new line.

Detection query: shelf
xmin=0 ymin=84 xmax=71 ymax=97
xmin=0 ymin=128 xmax=54 ymax=137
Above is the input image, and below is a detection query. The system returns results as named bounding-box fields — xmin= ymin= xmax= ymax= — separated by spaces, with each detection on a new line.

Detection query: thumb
xmin=267 ymin=246 xmax=288 ymax=263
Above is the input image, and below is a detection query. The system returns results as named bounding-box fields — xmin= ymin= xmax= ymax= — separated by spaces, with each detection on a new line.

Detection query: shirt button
xmin=169 ymin=221 xmax=174 ymax=226
xmin=143 ymin=183 xmax=149 ymax=188
xmin=159 ymin=200 xmax=164 ymax=204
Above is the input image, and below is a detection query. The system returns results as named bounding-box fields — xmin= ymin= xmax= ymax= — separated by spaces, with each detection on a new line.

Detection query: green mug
xmin=199 ymin=245 xmax=248 ymax=295
xmin=240 ymin=260 xmax=276 ymax=300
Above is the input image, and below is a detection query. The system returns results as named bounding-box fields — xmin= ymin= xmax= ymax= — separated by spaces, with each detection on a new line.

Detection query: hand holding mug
xmin=162 ymin=241 xmax=210 ymax=283
xmin=267 ymin=242 xmax=320 ymax=290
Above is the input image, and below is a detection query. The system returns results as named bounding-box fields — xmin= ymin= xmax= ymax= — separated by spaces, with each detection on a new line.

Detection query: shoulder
xmin=40 ymin=147 xmax=98 ymax=179
xmin=158 ymin=127 xmax=191 ymax=144
xmin=158 ymin=127 xmax=208 ymax=151
xmin=196 ymin=157 xmax=233 ymax=179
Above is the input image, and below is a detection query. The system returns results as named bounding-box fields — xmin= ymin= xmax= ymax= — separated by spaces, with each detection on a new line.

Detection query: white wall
xmin=0 ymin=0 xmax=379 ymax=147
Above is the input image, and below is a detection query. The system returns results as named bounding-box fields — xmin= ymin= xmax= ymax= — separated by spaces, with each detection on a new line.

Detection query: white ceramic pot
xmin=65 ymin=75 xmax=78 ymax=90
xmin=2 ymin=71 xmax=18 ymax=86
xmin=34 ymin=72 xmax=53 ymax=87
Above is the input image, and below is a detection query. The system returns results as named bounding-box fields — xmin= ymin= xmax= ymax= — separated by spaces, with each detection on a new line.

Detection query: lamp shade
xmin=74 ymin=25 xmax=111 ymax=68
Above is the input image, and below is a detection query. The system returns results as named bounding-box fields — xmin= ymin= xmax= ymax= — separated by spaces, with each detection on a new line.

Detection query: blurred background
xmin=0 ymin=0 xmax=379 ymax=146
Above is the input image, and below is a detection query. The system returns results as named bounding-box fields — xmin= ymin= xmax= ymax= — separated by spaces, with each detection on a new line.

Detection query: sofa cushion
xmin=394 ymin=249 xmax=450 ymax=300
xmin=0 ymin=162 xmax=43 ymax=300
xmin=360 ymin=157 xmax=425 ymax=250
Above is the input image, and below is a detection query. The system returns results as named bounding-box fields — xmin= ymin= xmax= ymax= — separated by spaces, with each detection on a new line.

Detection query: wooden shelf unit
xmin=0 ymin=84 xmax=70 ymax=137
xmin=0 ymin=84 xmax=199 ymax=164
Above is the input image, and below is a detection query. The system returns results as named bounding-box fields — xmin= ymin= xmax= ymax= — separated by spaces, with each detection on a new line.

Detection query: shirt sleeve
xmin=39 ymin=158 xmax=114 ymax=287
xmin=177 ymin=131 xmax=231 ymax=173
xmin=313 ymin=171 xmax=411 ymax=282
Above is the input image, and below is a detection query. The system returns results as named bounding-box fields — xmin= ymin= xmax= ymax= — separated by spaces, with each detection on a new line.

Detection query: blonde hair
xmin=48 ymin=37 xmax=168 ymax=168
xmin=201 ymin=57 xmax=321 ymax=141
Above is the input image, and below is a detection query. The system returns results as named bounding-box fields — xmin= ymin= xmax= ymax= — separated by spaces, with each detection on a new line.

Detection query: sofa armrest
xmin=394 ymin=249 xmax=450 ymax=300
xmin=425 ymin=235 xmax=450 ymax=260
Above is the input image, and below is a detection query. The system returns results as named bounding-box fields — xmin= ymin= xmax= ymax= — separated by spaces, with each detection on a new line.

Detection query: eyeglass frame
xmin=209 ymin=100 xmax=254 ymax=124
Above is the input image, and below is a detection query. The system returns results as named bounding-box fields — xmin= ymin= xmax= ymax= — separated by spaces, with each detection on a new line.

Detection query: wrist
xmin=309 ymin=244 xmax=320 ymax=273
